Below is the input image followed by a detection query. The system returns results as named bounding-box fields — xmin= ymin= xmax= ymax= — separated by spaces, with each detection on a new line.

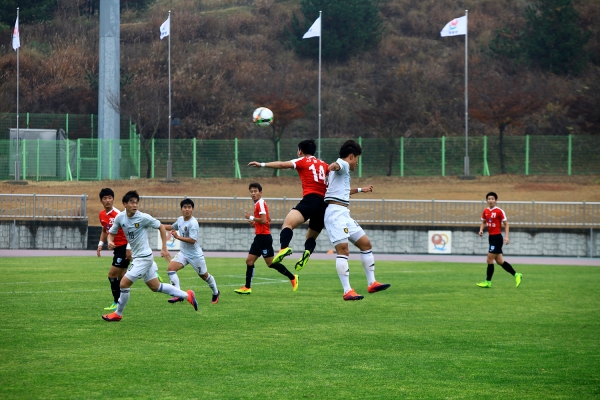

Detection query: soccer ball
xmin=253 ymin=107 xmax=274 ymax=128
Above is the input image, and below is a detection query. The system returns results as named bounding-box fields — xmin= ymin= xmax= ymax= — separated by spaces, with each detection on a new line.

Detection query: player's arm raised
xmin=351 ymin=185 xmax=373 ymax=195
xmin=248 ymin=160 xmax=295 ymax=169
xmin=328 ymin=162 xmax=340 ymax=172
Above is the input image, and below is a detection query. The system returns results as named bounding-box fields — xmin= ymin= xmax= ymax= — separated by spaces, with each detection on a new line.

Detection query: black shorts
xmin=112 ymin=244 xmax=131 ymax=268
xmin=249 ymin=234 xmax=274 ymax=258
xmin=293 ymin=193 xmax=328 ymax=233
xmin=488 ymin=234 xmax=504 ymax=254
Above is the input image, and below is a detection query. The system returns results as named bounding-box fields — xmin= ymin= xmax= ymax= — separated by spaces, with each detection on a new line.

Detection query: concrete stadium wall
xmin=2 ymin=221 xmax=598 ymax=258
xmin=144 ymin=223 xmax=599 ymax=258
xmin=0 ymin=220 xmax=87 ymax=249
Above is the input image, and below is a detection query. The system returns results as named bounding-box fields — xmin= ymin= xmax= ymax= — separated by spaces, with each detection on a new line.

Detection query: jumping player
xmin=163 ymin=199 xmax=220 ymax=304
xmin=477 ymin=192 xmax=523 ymax=288
xmin=102 ymin=190 xmax=198 ymax=322
xmin=247 ymin=139 xmax=328 ymax=271
xmin=97 ymin=188 xmax=132 ymax=312
xmin=234 ymin=182 xmax=298 ymax=294
xmin=324 ymin=140 xmax=390 ymax=300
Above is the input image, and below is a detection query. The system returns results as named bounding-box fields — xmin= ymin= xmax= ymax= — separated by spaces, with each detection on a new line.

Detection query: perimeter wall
xmin=1 ymin=221 xmax=596 ymax=258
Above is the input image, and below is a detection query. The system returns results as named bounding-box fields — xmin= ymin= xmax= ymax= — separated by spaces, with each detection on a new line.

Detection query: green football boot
xmin=295 ymin=250 xmax=311 ymax=271
xmin=273 ymin=247 xmax=293 ymax=264
xmin=515 ymin=273 xmax=523 ymax=288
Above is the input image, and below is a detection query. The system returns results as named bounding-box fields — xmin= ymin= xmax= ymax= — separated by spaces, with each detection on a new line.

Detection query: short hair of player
xmin=99 ymin=188 xmax=115 ymax=200
xmin=298 ymin=139 xmax=317 ymax=156
xmin=486 ymin=192 xmax=498 ymax=200
xmin=122 ymin=190 xmax=140 ymax=203
xmin=339 ymin=140 xmax=362 ymax=158
xmin=180 ymin=198 xmax=194 ymax=208
xmin=249 ymin=182 xmax=262 ymax=192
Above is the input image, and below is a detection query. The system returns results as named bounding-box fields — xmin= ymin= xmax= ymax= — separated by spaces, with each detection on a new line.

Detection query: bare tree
xmin=356 ymin=63 xmax=439 ymax=176
xmin=470 ymin=68 xmax=545 ymax=173
xmin=111 ymin=75 xmax=168 ymax=178
xmin=253 ymin=92 xmax=309 ymax=176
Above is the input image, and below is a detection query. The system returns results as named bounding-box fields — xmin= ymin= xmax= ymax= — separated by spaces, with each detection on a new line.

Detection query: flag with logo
xmin=12 ymin=16 xmax=20 ymax=50
xmin=303 ymin=16 xmax=321 ymax=39
xmin=440 ymin=16 xmax=467 ymax=37
xmin=160 ymin=16 xmax=170 ymax=40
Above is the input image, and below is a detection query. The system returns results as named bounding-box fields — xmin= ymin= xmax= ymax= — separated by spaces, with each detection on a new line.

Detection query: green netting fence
xmin=1 ymin=113 xmax=599 ymax=181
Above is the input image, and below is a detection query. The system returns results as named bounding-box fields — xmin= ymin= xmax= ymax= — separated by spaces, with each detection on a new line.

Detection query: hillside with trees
xmin=0 ymin=0 xmax=598 ymax=147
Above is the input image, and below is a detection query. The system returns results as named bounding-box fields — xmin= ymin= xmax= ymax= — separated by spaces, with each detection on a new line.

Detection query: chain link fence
xmin=1 ymin=113 xmax=599 ymax=180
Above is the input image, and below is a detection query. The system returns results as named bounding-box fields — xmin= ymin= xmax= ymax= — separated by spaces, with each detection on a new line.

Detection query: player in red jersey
xmin=97 ymin=188 xmax=132 ymax=311
xmin=247 ymin=139 xmax=328 ymax=271
xmin=477 ymin=192 xmax=522 ymax=288
xmin=234 ymin=183 xmax=298 ymax=294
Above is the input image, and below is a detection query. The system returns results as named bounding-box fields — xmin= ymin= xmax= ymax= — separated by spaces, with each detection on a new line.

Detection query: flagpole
xmin=15 ymin=8 xmax=20 ymax=182
xmin=166 ymin=10 xmax=173 ymax=181
xmin=463 ymin=9 xmax=470 ymax=177
xmin=317 ymin=10 xmax=322 ymax=160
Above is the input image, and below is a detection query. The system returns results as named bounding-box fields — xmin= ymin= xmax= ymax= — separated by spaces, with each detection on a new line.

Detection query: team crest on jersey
xmin=184 ymin=227 xmax=187 ymax=231
xmin=135 ymin=223 xmax=139 ymax=228
xmin=344 ymin=228 xmax=349 ymax=234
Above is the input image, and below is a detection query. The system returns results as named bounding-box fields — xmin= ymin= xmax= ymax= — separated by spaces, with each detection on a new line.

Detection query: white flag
xmin=160 ymin=16 xmax=170 ymax=40
xmin=12 ymin=16 xmax=20 ymax=50
xmin=303 ymin=16 xmax=321 ymax=39
xmin=440 ymin=16 xmax=467 ymax=37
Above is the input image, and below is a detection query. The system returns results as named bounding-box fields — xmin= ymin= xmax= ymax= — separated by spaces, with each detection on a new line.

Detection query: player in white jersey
xmin=163 ymin=199 xmax=220 ymax=304
xmin=324 ymin=140 xmax=391 ymax=301
xmin=102 ymin=190 xmax=198 ymax=322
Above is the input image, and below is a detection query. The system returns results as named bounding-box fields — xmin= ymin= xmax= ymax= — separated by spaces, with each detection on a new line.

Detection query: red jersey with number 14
xmin=99 ymin=208 xmax=128 ymax=247
xmin=253 ymin=198 xmax=270 ymax=235
xmin=291 ymin=156 xmax=328 ymax=197
xmin=481 ymin=206 xmax=506 ymax=236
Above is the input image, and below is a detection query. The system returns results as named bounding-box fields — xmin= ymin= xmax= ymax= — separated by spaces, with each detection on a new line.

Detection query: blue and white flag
xmin=440 ymin=16 xmax=467 ymax=37
xmin=303 ymin=16 xmax=321 ymax=39
xmin=160 ymin=16 xmax=170 ymax=40
xmin=12 ymin=16 xmax=20 ymax=50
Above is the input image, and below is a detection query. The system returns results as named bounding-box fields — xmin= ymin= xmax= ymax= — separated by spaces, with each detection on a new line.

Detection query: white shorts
xmin=324 ymin=204 xmax=365 ymax=246
xmin=125 ymin=256 xmax=159 ymax=283
xmin=172 ymin=252 xmax=207 ymax=275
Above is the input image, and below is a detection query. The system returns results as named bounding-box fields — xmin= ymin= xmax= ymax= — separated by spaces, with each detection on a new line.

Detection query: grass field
xmin=0 ymin=257 xmax=598 ymax=399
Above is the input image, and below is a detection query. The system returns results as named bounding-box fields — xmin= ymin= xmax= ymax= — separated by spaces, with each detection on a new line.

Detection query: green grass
xmin=0 ymin=257 xmax=598 ymax=399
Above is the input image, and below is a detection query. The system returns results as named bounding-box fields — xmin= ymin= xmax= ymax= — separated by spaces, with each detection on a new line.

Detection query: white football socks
xmin=167 ymin=271 xmax=180 ymax=289
xmin=158 ymin=283 xmax=188 ymax=298
xmin=204 ymin=274 xmax=219 ymax=295
xmin=116 ymin=288 xmax=130 ymax=316
xmin=336 ymin=255 xmax=352 ymax=293
xmin=360 ymin=250 xmax=376 ymax=286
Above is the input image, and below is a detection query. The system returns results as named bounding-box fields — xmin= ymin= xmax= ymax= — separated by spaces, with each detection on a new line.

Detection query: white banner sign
xmin=156 ymin=230 xmax=181 ymax=251
xmin=428 ymin=231 xmax=452 ymax=254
